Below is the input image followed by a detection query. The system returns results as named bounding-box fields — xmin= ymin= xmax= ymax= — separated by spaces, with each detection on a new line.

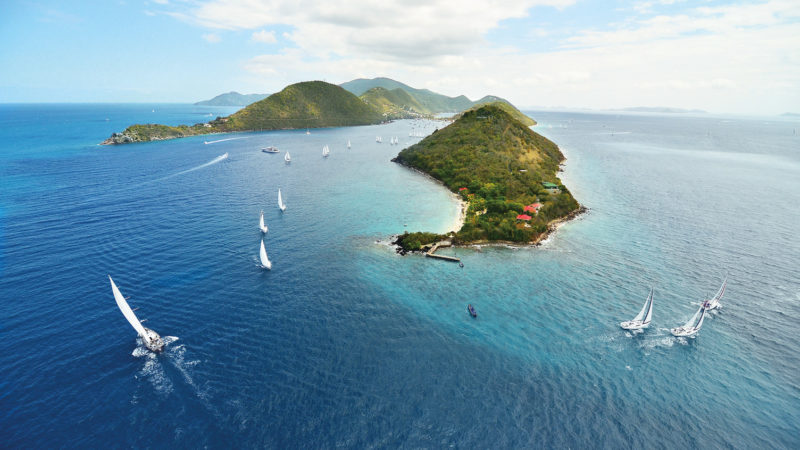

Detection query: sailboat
xmin=670 ymin=304 xmax=707 ymax=337
xmin=306 ymin=129 xmax=310 ymax=135
xmin=322 ymin=145 xmax=330 ymax=157
xmin=259 ymin=210 xmax=268 ymax=233
xmin=347 ymin=140 xmax=351 ymax=149
xmin=278 ymin=189 xmax=286 ymax=211
xmin=284 ymin=151 xmax=291 ymax=163
xmin=109 ymin=275 xmax=165 ymax=352
xmin=703 ymin=276 xmax=727 ymax=310
xmin=620 ymin=288 xmax=654 ymax=330
xmin=259 ymin=239 xmax=272 ymax=270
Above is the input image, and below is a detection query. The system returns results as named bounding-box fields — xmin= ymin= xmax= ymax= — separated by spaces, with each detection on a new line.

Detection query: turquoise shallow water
xmin=1 ymin=105 xmax=798 ymax=447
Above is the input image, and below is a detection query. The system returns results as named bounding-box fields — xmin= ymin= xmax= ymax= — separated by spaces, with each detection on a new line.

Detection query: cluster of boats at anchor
xmin=262 ymin=140 xmax=351 ymax=160
xmin=375 ymin=136 xmax=401 ymax=145
xmin=620 ymin=276 xmax=727 ymax=338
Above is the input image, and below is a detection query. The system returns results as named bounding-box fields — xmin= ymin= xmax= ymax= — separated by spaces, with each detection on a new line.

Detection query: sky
xmin=1 ymin=0 xmax=798 ymax=114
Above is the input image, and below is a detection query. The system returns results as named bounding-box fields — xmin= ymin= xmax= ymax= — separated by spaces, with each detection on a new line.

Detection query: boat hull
xmin=620 ymin=320 xmax=650 ymax=330
xmin=143 ymin=328 xmax=165 ymax=352
xmin=670 ymin=327 xmax=699 ymax=337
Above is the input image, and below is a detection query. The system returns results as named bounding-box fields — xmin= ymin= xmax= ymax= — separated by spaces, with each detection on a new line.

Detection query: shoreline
xmin=454 ymin=204 xmax=587 ymax=249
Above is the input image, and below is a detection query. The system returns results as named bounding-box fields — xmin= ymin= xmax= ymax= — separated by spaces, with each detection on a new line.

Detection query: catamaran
xmin=259 ymin=210 xmax=268 ymax=233
xmin=670 ymin=304 xmax=707 ymax=337
xmin=259 ymin=239 xmax=272 ymax=270
xmin=620 ymin=288 xmax=654 ymax=330
xmin=703 ymin=276 xmax=727 ymax=310
xmin=278 ymin=189 xmax=286 ymax=211
xmin=109 ymin=275 xmax=165 ymax=352
xmin=284 ymin=151 xmax=291 ymax=163
xmin=322 ymin=145 xmax=330 ymax=157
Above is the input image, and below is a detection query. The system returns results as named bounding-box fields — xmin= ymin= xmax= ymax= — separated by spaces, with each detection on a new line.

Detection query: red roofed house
xmin=524 ymin=203 xmax=543 ymax=214
xmin=516 ymin=214 xmax=532 ymax=221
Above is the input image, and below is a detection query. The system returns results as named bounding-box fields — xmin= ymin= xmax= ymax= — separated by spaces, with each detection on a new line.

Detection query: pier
xmin=425 ymin=242 xmax=461 ymax=262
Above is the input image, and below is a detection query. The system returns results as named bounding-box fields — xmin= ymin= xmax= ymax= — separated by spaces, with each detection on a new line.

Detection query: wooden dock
xmin=425 ymin=242 xmax=461 ymax=262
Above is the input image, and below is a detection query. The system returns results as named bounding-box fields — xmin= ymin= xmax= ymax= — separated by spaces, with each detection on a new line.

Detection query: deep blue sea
xmin=1 ymin=104 xmax=799 ymax=448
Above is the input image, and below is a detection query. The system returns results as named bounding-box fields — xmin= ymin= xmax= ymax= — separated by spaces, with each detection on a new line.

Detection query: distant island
xmin=102 ymin=77 xmax=537 ymax=145
xmin=195 ymin=91 xmax=269 ymax=106
xmin=616 ymin=107 xmax=706 ymax=114
xmin=392 ymin=103 xmax=582 ymax=250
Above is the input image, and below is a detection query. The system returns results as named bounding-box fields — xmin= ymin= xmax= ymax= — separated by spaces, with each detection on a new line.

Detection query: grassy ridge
xmin=394 ymin=104 xmax=580 ymax=245
xmin=360 ymin=87 xmax=429 ymax=118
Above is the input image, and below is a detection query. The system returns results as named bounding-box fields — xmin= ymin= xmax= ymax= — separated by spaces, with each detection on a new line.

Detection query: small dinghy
xmin=620 ymin=288 xmax=654 ymax=330
xmin=259 ymin=210 xmax=268 ymax=233
xmin=671 ymin=304 xmax=707 ymax=337
xmin=262 ymin=146 xmax=279 ymax=153
xmin=703 ymin=276 xmax=727 ymax=310
xmin=284 ymin=151 xmax=291 ymax=163
xmin=109 ymin=275 xmax=165 ymax=352
xmin=467 ymin=304 xmax=477 ymax=318
xmin=259 ymin=239 xmax=272 ymax=270
xmin=278 ymin=189 xmax=286 ymax=212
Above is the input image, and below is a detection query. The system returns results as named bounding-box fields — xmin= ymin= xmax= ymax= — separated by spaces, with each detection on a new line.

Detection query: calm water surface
xmin=1 ymin=104 xmax=798 ymax=448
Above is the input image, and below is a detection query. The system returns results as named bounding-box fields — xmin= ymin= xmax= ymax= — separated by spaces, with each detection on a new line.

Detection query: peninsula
xmin=102 ymin=81 xmax=383 ymax=144
xmin=392 ymin=103 xmax=582 ymax=251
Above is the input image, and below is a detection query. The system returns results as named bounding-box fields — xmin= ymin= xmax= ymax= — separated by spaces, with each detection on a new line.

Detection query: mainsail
xmin=278 ymin=189 xmax=286 ymax=211
xmin=284 ymin=151 xmax=291 ymax=162
xmin=259 ymin=239 xmax=272 ymax=269
xmin=259 ymin=210 xmax=268 ymax=233
xmin=705 ymin=276 xmax=727 ymax=309
xmin=109 ymin=276 xmax=150 ymax=343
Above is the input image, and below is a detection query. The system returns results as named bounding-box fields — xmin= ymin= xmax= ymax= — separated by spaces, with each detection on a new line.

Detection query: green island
xmin=103 ymin=77 xmax=543 ymax=144
xmin=392 ymin=103 xmax=582 ymax=251
xmin=102 ymin=81 xmax=383 ymax=144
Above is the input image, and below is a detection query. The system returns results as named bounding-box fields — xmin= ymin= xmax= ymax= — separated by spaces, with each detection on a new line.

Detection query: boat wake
xmin=152 ymin=153 xmax=229 ymax=182
xmin=204 ymin=137 xmax=246 ymax=144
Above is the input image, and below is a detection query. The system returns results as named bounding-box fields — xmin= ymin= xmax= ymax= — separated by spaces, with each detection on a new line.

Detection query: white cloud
xmin=171 ymin=0 xmax=575 ymax=62
xmin=251 ymin=30 xmax=277 ymax=43
xmin=202 ymin=33 xmax=221 ymax=43
xmin=163 ymin=0 xmax=799 ymax=114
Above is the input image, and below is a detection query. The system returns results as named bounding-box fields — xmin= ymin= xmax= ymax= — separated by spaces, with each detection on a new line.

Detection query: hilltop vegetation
xmin=394 ymin=104 xmax=580 ymax=245
xmin=360 ymin=87 xmax=429 ymax=119
xmin=456 ymin=100 xmax=536 ymax=127
xmin=195 ymin=91 xmax=269 ymax=106
xmin=103 ymin=81 xmax=383 ymax=144
xmin=341 ymin=77 xmax=473 ymax=113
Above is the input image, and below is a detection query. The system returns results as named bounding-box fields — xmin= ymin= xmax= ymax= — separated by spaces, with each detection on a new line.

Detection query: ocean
xmin=1 ymin=104 xmax=798 ymax=448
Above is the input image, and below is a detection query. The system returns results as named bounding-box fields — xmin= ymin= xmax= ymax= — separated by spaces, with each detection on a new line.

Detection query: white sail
xmin=671 ymin=303 xmax=706 ymax=337
xmin=620 ymin=288 xmax=653 ymax=330
xmin=683 ymin=306 xmax=703 ymax=329
xmin=284 ymin=151 xmax=291 ymax=162
xmin=109 ymin=276 xmax=149 ymax=341
xmin=259 ymin=239 xmax=272 ymax=269
xmin=705 ymin=276 xmax=727 ymax=310
xmin=278 ymin=189 xmax=286 ymax=211
xmin=347 ymin=140 xmax=351 ymax=148
xmin=322 ymin=145 xmax=329 ymax=157
xmin=259 ymin=210 xmax=268 ymax=233
xmin=643 ymin=288 xmax=654 ymax=323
